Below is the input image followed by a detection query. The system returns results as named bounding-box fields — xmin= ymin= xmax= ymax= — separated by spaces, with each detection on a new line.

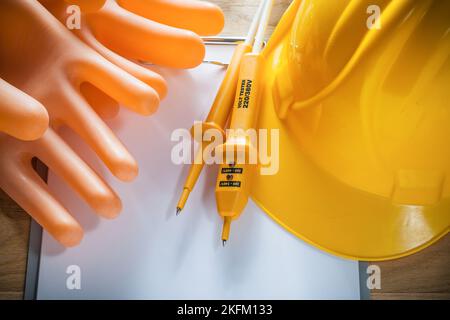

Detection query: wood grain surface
xmin=0 ymin=0 xmax=448 ymax=300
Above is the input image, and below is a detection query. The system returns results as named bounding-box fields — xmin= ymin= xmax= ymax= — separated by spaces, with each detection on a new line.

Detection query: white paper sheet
xmin=36 ymin=45 xmax=361 ymax=299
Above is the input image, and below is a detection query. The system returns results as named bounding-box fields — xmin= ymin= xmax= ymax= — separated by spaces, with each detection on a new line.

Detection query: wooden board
xmin=0 ymin=0 xmax=448 ymax=300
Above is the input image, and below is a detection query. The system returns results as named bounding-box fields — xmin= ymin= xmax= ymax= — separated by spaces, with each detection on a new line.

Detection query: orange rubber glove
xmin=44 ymin=0 xmax=224 ymax=68
xmin=0 ymin=0 xmax=158 ymax=245
xmin=0 ymin=0 xmax=158 ymax=181
xmin=0 ymin=78 xmax=49 ymax=141
xmin=0 ymin=129 xmax=121 ymax=247
xmin=41 ymin=0 xmax=224 ymax=108
xmin=64 ymin=0 xmax=107 ymax=12
xmin=0 ymin=0 xmax=224 ymax=246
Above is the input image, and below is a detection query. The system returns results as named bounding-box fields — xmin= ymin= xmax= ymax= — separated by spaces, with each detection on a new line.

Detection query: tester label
xmin=238 ymin=79 xmax=252 ymax=108
xmin=221 ymin=167 xmax=243 ymax=174
xmin=219 ymin=181 xmax=241 ymax=187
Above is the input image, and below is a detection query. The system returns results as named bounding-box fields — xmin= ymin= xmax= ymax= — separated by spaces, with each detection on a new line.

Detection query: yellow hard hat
xmin=252 ymin=0 xmax=450 ymax=260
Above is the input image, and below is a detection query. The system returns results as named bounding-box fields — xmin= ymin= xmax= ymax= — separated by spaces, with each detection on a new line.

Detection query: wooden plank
xmin=0 ymin=190 xmax=30 ymax=299
xmin=211 ymin=0 xmax=292 ymax=37
xmin=370 ymin=235 xmax=450 ymax=296
xmin=0 ymin=291 xmax=24 ymax=300
xmin=0 ymin=0 xmax=448 ymax=301
xmin=371 ymin=293 xmax=450 ymax=300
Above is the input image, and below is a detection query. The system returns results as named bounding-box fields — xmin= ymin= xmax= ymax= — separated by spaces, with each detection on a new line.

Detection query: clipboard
xmin=24 ymin=40 xmax=370 ymax=300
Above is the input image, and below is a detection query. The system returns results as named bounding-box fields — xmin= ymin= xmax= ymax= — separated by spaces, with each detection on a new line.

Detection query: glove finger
xmin=78 ymin=28 xmax=167 ymax=99
xmin=0 ymin=78 xmax=49 ymax=141
xmin=56 ymin=86 xmax=138 ymax=182
xmin=0 ymin=146 xmax=83 ymax=247
xmin=75 ymin=53 xmax=160 ymax=115
xmin=64 ymin=0 xmax=107 ymax=12
xmin=87 ymin=1 xmax=205 ymax=68
xmin=32 ymin=129 xmax=122 ymax=219
xmin=117 ymin=0 xmax=224 ymax=36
